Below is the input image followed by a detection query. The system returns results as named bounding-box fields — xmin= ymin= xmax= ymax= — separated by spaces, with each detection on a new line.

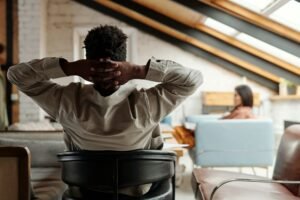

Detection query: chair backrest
xmin=0 ymin=146 xmax=30 ymax=200
xmin=273 ymin=125 xmax=300 ymax=196
xmin=57 ymin=150 xmax=176 ymax=193
xmin=194 ymin=119 xmax=274 ymax=167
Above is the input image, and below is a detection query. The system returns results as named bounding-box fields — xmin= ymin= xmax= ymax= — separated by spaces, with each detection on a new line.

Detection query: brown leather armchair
xmin=192 ymin=125 xmax=300 ymax=200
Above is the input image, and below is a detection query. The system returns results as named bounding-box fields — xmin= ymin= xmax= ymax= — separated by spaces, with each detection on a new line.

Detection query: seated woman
xmin=222 ymin=84 xmax=255 ymax=119
xmin=175 ymin=85 xmax=256 ymax=148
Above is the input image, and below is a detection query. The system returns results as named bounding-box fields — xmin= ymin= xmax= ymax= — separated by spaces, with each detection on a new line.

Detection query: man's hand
xmin=60 ymin=58 xmax=119 ymax=83
xmin=111 ymin=60 xmax=149 ymax=85
xmin=60 ymin=58 xmax=148 ymax=88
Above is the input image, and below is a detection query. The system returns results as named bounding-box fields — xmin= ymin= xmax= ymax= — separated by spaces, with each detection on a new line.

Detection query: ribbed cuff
xmin=145 ymin=57 xmax=167 ymax=82
xmin=43 ymin=57 xmax=66 ymax=79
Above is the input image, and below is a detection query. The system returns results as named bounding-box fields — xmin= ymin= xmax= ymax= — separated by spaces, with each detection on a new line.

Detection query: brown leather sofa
xmin=192 ymin=125 xmax=300 ymax=200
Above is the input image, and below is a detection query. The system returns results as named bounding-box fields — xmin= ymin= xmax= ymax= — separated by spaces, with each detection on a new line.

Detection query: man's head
xmin=84 ymin=25 xmax=127 ymax=61
xmin=84 ymin=25 xmax=127 ymax=96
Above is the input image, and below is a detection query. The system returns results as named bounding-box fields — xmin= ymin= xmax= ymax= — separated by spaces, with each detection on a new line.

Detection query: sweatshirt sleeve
xmin=140 ymin=57 xmax=203 ymax=123
xmin=7 ymin=58 xmax=66 ymax=119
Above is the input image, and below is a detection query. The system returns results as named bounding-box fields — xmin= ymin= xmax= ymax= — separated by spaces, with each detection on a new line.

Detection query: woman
xmin=222 ymin=85 xmax=255 ymax=119
xmin=175 ymin=85 xmax=255 ymax=149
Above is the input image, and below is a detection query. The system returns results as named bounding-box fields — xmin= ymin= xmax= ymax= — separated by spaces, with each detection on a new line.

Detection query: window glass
xmin=230 ymin=0 xmax=275 ymax=12
xmin=270 ymin=1 xmax=300 ymax=31
xmin=204 ymin=17 xmax=238 ymax=35
xmin=236 ymin=33 xmax=300 ymax=67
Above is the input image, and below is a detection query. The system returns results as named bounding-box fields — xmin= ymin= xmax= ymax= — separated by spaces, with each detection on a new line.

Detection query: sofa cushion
xmin=0 ymin=137 xmax=65 ymax=167
xmin=192 ymin=119 xmax=274 ymax=167
xmin=193 ymin=169 xmax=297 ymax=200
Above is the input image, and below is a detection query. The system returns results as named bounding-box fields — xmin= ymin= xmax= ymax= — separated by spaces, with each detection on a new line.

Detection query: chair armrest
xmin=0 ymin=146 xmax=31 ymax=200
xmin=210 ymin=178 xmax=300 ymax=200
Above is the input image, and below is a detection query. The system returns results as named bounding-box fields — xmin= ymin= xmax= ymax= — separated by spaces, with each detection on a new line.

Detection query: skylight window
xmin=230 ymin=0 xmax=275 ymax=12
xmin=204 ymin=17 xmax=238 ymax=35
xmin=270 ymin=1 xmax=300 ymax=31
xmin=236 ymin=33 xmax=300 ymax=67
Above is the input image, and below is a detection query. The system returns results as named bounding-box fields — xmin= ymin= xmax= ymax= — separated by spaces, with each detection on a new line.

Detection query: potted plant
xmin=279 ymin=79 xmax=297 ymax=95
xmin=286 ymin=81 xmax=297 ymax=95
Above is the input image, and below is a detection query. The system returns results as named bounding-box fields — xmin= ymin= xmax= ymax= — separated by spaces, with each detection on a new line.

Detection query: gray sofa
xmin=0 ymin=131 xmax=67 ymax=200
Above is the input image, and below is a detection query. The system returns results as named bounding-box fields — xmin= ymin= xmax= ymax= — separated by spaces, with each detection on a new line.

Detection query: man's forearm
xmin=59 ymin=58 xmax=72 ymax=76
xmin=145 ymin=58 xmax=203 ymax=96
xmin=7 ymin=57 xmax=65 ymax=95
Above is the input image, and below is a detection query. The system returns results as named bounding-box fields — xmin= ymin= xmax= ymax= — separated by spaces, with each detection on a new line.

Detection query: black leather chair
xmin=57 ymin=150 xmax=176 ymax=200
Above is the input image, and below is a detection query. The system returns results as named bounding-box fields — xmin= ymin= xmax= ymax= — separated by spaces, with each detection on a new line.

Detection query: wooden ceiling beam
xmin=201 ymin=0 xmax=300 ymax=43
xmin=175 ymin=0 xmax=299 ymax=58
xmin=95 ymin=0 xmax=280 ymax=83
xmin=134 ymin=0 xmax=300 ymax=76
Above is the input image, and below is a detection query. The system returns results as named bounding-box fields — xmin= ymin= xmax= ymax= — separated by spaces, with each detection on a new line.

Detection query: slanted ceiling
xmin=74 ymin=0 xmax=300 ymax=92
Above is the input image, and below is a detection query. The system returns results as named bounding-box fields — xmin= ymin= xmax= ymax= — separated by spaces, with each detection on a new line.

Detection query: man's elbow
xmin=189 ymin=70 xmax=203 ymax=91
xmin=177 ymin=71 xmax=203 ymax=96
xmin=6 ymin=64 xmax=26 ymax=87
xmin=6 ymin=66 xmax=17 ymax=84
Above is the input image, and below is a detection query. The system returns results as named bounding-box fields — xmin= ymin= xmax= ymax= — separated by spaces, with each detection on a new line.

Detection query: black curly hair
xmin=84 ymin=25 xmax=127 ymax=61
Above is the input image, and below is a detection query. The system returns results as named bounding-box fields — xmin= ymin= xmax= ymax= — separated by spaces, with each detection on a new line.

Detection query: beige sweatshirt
xmin=8 ymin=57 xmax=203 ymax=195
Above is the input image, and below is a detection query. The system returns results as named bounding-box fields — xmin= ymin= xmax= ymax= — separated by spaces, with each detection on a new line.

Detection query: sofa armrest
xmin=0 ymin=146 xmax=31 ymax=200
xmin=210 ymin=178 xmax=300 ymax=200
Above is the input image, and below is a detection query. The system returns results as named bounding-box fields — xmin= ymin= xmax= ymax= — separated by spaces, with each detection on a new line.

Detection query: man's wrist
xmin=59 ymin=58 xmax=73 ymax=76
xmin=60 ymin=58 xmax=85 ymax=76
xmin=132 ymin=64 xmax=149 ymax=80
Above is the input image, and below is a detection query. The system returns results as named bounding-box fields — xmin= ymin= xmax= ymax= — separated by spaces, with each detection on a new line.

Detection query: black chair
xmin=57 ymin=150 xmax=176 ymax=200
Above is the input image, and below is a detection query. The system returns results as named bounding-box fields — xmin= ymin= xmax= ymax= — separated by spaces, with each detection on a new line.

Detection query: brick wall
xmin=18 ymin=0 xmax=46 ymax=122
xmin=17 ymin=0 xmax=274 ymax=123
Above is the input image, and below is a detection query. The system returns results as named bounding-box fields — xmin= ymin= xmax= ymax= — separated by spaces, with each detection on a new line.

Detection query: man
xmin=8 ymin=25 xmax=203 ymax=196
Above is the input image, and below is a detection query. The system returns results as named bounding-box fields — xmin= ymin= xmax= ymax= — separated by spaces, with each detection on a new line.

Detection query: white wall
xmin=17 ymin=0 xmax=274 ymax=124
xmin=18 ymin=0 xmax=47 ymax=122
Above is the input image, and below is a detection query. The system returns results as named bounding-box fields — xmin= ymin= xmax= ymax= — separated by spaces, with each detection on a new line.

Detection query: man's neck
xmin=93 ymin=84 xmax=117 ymax=97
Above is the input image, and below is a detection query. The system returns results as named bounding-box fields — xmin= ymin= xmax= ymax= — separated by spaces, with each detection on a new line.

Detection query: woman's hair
xmin=235 ymin=85 xmax=253 ymax=107
xmin=84 ymin=25 xmax=127 ymax=61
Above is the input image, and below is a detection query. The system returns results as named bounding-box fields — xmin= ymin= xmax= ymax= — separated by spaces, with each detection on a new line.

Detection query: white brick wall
xmin=18 ymin=0 xmax=275 ymax=123
xmin=18 ymin=0 xmax=46 ymax=122
xmin=271 ymin=100 xmax=300 ymax=134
